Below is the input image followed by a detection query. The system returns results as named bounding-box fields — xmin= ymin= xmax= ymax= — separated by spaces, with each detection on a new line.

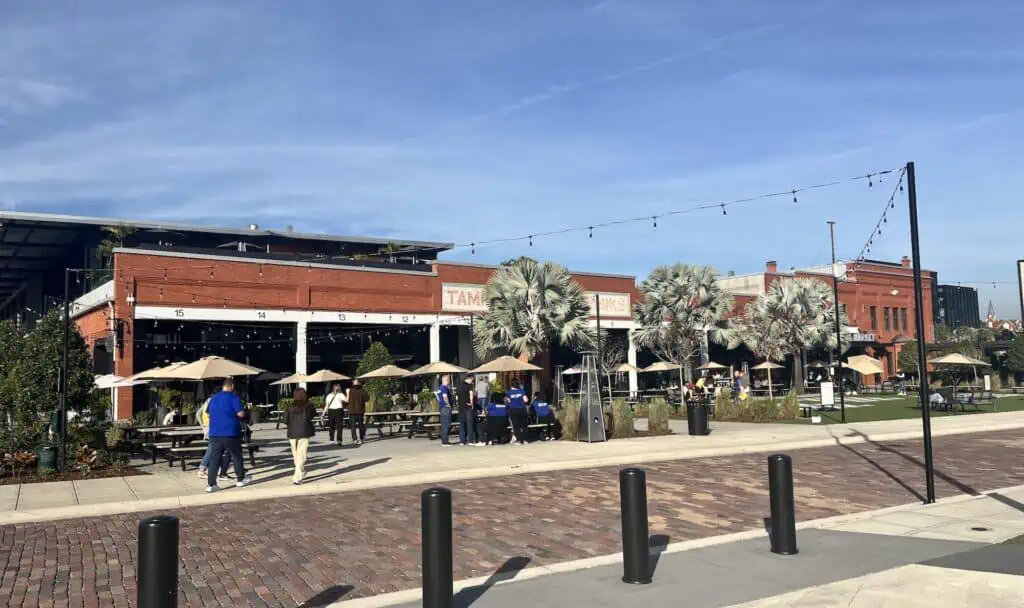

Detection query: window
xmin=902 ymin=308 xmax=909 ymax=332
xmin=884 ymin=307 xmax=891 ymax=331
xmin=870 ymin=306 xmax=877 ymax=330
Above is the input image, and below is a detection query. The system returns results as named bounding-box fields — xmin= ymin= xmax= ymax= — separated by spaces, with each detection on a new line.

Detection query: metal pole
xmin=906 ymin=161 xmax=936 ymax=504
xmin=138 ymin=515 xmax=179 ymax=608
xmin=767 ymin=454 xmax=798 ymax=555
xmin=619 ymin=468 xmax=652 ymax=584
xmin=828 ymin=221 xmax=846 ymax=423
xmin=421 ymin=487 xmax=453 ymax=608
xmin=59 ymin=268 xmax=71 ymax=472
xmin=595 ymin=295 xmax=603 ymax=405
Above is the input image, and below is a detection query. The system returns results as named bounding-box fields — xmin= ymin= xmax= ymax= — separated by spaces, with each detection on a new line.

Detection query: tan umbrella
xmin=303 ymin=369 xmax=351 ymax=383
xmin=410 ymin=361 xmax=469 ymax=377
xmin=614 ymin=363 xmax=638 ymax=373
xmin=697 ymin=361 xmax=728 ymax=371
xmin=562 ymin=366 xmax=584 ymax=375
xmin=469 ymin=356 xmax=542 ymax=374
xmin=271 ymin=372 xmax=307 ymax=386
xmin=162 ymin=356 xmax=263 ymax=380
xmin=130 ymin=361 xmax=189 ymax=381
xmin=931 ymin=353 xmax=991 ymax=384
xmin=751 ymin=360 xmax=784 ymax=399
xmin=641 ymin=361 xmax=680 ymax=373
xmin=358 ymin=364 xmax=411 ymax=379
xmin=844 ymin=355 xmax=884 ymax=376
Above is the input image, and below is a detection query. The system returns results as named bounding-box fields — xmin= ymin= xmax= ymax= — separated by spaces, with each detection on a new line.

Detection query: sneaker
xmin=197 ymin=468 xmax=207 ymax=478
xmin=235 ymin=475 xmax=253 ymax=488
xmin=292 ymin=480 xmax=301 ymax=486
xmin=440 ymin=443 xmax=452 ymax=448
xmin=205 ymin=485 xmax=217 ymax=493
xmin=356 ymin=440 xmax=363 ymax=445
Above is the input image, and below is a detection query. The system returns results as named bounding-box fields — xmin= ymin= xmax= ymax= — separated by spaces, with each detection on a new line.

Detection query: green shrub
xmin=357 ymin=343 xmax=399 ymax=407
xmin=714 ymin=390 xmax=739 ymax=420
xmin=713 ymin=392 xmax=799 ymax=423
xmin=647 ymin=398 xmax=671 ymax=435
xmin=418 ymin=387 xmax=439 ymax=412
xmin=133 ymin=410 xmax=157 ymax=427
xmin=558 ymin=397 xmax=580 ymax=441
xmin=610 ymin=399 xmax=635 ymax=439
xmin=779 ymin=392 xmax=799 ymax=420
xmin=634 ymin=402 xmax=650 ymax=419
xmin=490 ymin=375 xmax=505 ymax=394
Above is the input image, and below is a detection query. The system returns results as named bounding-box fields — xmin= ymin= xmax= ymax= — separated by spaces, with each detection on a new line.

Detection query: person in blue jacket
xmin=505 ymin=378 xmax=530 ymax=445
xmin=436 ymin=374 xmax=454 ymax=447
xmin=484 ymin=392 xmax=508 ymax=445
xmin=532 ymin=392 xmax=556 ymax=441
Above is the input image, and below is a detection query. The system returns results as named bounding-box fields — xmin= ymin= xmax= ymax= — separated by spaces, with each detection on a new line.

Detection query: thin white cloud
xmin=0 ymin=78 xmax=82 ymax=114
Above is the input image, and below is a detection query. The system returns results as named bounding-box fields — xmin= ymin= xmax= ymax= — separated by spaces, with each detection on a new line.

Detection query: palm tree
xmin=472 ymin=257 xmax=593 ymax=360
xmin=633 ymin=264 xmax=734 ymax=401
xmin=95 ymin=224 xmax=137 ymax=269
xmin=731 ymin=278 xmax=849 ymax=393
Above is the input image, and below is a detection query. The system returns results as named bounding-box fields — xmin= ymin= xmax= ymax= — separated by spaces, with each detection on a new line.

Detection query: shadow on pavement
xmin=989 ymin=492 xmax=1024 ymax=513
xmin=453 ymin=556 xmax=532 ymax=607
xmin=829 ymin=429 xmax=925 ymax=502
xmin=649 ymin=534 xmax=670 ymax=579
xmin=847 ymin=429 xmax=980 ymax=497
xmin=249 ymin=456 xmax=391 ymax=486
xmin=300 ymin=584 xmax=353 ymax=607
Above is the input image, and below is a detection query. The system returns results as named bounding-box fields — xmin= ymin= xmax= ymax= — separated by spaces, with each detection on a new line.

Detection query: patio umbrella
xmin=751 ymin=361 xmax=784 ymax=399
xmin=931 ymin=353 xmax=991 ymax=384
xmin=358 ymin=364 xmax=411 ymax=379
xmin=614 ymin=363 xmax=638 ymax=373
xmin=696 ymin=361 xmax=728 ymax=371
xmin=162 ymin=356 xmax=263 ymax=380
xmin=561 ymin=366 xmax=584 ymax=375
xmin=844 ymin=355 xmax=884 ymax=376
xmin=271 ymin=372 xmax=307 ymax=386
xmin=409 ymin=361 xmax=469 ymax=377
xmin=641 ymin=361 xmax=679 ymax=373
xmin=303 ymin=369 xmax=351 ymax=383
xmin=469 ymin=356 xmax=541 ymax=374
xmin=130 ymin=361 xmax=189 ymax=381
xmin=807 ymin=361 xmax=829 ymax=369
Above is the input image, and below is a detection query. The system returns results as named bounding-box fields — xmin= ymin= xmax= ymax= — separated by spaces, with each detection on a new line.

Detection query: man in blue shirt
xmin=205 ymin=378 xmax=252 ymax=492
xmin=532 ymin=392 xmax=556 ymax=441
xmin=436 ymin=374 xmax=453 ymax=447
xmin=505 ymin=378 xmax=530 ymax=445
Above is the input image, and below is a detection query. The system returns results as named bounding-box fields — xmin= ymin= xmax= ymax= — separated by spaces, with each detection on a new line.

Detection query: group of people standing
xmin=436 ymin=374 xmax=556 ymax=447
xmin=321 ymin=380 xmax=370 ymax=446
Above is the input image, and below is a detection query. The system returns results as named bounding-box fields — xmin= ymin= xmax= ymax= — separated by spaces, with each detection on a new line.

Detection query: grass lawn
xmin=787 ymin=394 xmax=1024 ymax=425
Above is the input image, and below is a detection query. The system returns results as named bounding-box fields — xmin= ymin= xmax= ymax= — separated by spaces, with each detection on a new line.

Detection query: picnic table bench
xmin=167 ymin=439 xmax=270 ymax=471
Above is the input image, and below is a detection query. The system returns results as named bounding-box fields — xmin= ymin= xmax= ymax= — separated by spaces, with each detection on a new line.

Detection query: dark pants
xmin=207 ymin=436 xmax=245 ymax=487
xmin=536 ymin=412 xmax=556 ymax=440
xmin=486 ymin=416 xmax=508 ymax=444
xmin=458 ymin=408 xmax=477 ymax=444
xmin=327 ymin=409 xmax=345 ymax=443
xmin=509 ymin=409 xmax=528 ymax=443
xmin=440 ymin=407 xmax=452 ymax=444
xmin=349 ymin=413 xmax=365 ymax=442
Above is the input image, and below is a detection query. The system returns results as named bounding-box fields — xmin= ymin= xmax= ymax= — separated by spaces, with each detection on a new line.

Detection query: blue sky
xmin=2 ymin=0 xmax=1023 ymax=316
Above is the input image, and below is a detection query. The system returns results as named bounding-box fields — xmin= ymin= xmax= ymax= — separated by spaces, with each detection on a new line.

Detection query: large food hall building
xmin=0 ymin=211 xmax=639 ymax=420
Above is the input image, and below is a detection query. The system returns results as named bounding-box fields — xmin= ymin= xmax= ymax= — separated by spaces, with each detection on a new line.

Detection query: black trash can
xmin=37 ymin=443 xmax=58 ymax=474
xmin=686 ymin=403 xmax=710 ymax=436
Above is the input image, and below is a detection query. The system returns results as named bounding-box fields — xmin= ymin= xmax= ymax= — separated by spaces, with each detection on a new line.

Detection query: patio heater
xmin=577 ymin=352 xmax=606 ymax=442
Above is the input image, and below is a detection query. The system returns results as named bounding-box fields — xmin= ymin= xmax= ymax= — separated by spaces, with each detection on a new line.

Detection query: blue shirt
xmin=436 ymin=384 xmax=452 ymax=409
xmin=486 ymin=401 xmax=508 ymax=417
xmin=507 ymin=388 xmax=527 ymax=409
xmin=533 ymin=400 xmax=552 ymax=417
xmin=207 ymin=391 xmax=243 ymax=437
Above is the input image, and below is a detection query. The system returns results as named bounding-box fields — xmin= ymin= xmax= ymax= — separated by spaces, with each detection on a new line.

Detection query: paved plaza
xmin=2 ymin=424 xmax=1024 ymax=607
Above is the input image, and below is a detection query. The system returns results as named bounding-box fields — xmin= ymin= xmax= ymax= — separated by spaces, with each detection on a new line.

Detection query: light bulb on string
xmin=792 ymin=190 xmax=798 ymax=204
xmin=867 ymin=174 xmax=873 ymax=188
xmin=720 ymin=203 xmax=727 ymax=216
xmin=588 ymin=226 xmax=593 ymax=238
xmin=471 ymin=243 xmax=476 ymax=255
xmin=528 ymin=235 xmax=533 ymax=247
xmin=652 ymin=216 xmax=658 ymax=229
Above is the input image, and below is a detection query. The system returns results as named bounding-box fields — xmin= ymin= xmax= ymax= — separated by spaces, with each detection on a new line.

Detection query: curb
xmin=2 ymin=418 xmax=1023 ymax=525
xmin=331 ymin=482 xmax=1024 ymax=607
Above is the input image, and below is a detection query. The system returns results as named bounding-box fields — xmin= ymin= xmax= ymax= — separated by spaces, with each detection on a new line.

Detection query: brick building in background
xmin=719 ymin=257 xmax=936 ymax=381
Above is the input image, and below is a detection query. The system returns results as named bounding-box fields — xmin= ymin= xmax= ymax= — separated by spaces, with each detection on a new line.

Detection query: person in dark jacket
xmin=346 ymin=380 xmax=369 ymax=445
xmin=286 ymin=388 xmax=316 ymax=485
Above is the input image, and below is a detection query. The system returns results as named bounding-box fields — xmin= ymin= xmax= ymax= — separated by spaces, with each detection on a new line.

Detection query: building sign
xmin=585 ymin=292 xmax=632 ymax=318
xmin=441 ymin=283 xmax=631 ymax=317
xmin=441 ymin=283 xmax=486 ymax=312
xmin=850 ymin=332 xmax=876 ymax=343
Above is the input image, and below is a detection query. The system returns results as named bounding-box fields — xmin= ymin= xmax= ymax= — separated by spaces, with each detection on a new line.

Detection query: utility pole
xmin=828 ymin=221 xmax=846 ymax=423
xmin=907 ymin=161 xmax=936 ymax=504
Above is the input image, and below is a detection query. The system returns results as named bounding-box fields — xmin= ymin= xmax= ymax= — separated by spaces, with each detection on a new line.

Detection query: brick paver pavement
xmin=2 ymin=429 xmax=1023 ymax=607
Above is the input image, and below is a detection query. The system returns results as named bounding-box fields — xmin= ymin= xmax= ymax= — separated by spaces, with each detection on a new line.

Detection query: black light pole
xmin=59 ymin=268 xmax=71 ymax=471
xmin=828 ymin=220 xmax=846 ymax=423
xmin=906 ymin=161 xmax=936 ymax=504
xmin=595 ymin=296 xmax=603 ymax=404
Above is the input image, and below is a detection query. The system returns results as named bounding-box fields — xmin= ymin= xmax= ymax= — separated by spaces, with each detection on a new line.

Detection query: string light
xmin=652 ymin=216 xmax=658 ymax=229
xmin=855 ymin=166 xmax=907 ymax=263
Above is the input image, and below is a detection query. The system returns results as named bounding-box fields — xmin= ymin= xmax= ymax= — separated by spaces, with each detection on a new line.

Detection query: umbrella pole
xmin=768 ymin=368 xmax=773 ymax=400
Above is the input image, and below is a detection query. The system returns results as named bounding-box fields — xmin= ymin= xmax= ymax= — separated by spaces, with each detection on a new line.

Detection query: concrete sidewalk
xmin=2 ymin=410 xmax=1024 ymax=524
xmin=361 ymin=484 xmax=1024 ymax=607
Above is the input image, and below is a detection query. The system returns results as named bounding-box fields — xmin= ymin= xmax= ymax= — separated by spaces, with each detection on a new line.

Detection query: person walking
xmin=436 ymin=374 xmax=454 ymax=447
xmin=473 ymin=374 xmax=489 ymax=446
xmin=346 ymin=379 xmax=369 ymax=445
xmin=323 ymin=383 xmax=346 ymax=446
xmin=286 ymin=388 xmax=316 ymax=485
xmin=506 ymin=378 xmax=530 ymax=445
xmin=196 ymin=396 xmax=212 ymax=479
xmin=456 ymin=375 xmax=477 ymax=446
xmin=205 ymin=378 xmax=252 ymax=492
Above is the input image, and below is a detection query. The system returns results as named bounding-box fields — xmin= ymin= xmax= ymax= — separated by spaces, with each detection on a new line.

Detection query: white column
xmin=429 ymin=323 xmax=441 ymax=362
xmin=628 ymin=330 xmax=639 ymax=398
xmin=296 ymin=321 xmax=308 ymax=388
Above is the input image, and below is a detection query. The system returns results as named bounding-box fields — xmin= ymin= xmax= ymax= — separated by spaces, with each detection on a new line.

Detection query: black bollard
xmin=138 ymin=515 xmax=179 ymax=608
xmin=422 ymin=487 xmax=454 ymax=608
xmin=619 ymin=468 xmax=652 ymax=584
xmin=767 ymin=454 xmax=798 ymax=555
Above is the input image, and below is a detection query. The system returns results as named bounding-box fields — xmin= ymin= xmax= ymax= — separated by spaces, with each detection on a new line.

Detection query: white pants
xmin=289 ymin=438 xmax=310 ymax=482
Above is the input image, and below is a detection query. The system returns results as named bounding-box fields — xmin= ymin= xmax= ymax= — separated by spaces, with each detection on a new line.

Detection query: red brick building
xmin=719 ymin=257 xmax=935 ymax=380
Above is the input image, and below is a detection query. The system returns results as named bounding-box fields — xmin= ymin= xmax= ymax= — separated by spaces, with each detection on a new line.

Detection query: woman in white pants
xmin=286 ymin=388 xmax=316 ymax=485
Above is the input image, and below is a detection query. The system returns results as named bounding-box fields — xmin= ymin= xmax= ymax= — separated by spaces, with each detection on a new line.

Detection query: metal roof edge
xmin=113 ymin=248 xmax=439 ymax=277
